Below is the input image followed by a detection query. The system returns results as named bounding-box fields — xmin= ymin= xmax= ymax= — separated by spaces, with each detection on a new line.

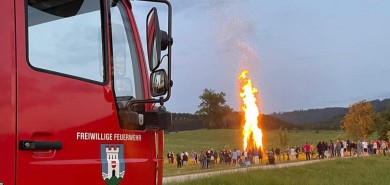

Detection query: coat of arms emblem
xmin=101 ymin=144 xmax=125 ymax=185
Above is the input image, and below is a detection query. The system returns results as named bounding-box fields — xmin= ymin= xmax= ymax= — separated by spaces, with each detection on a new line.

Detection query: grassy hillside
xmin=165 ymin=129 xmax=345 ymax=155
xmin=166 ymin=156 xmax=390 ymax=185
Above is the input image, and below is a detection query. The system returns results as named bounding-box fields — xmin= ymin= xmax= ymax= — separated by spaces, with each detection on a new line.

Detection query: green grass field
xmin=166 ymin=156 xmax=390 ymax=185
xmin=165 ymin=129 xmax=345 ymax=154
xmin=163 ymin=129 xmax=349 ymax=176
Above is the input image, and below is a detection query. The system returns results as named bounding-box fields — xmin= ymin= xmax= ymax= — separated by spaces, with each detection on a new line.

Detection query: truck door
xmin=0 ymin=1 xmax=16 ymax=185
xmin=15 ymin=0 xmax=155 ymax=184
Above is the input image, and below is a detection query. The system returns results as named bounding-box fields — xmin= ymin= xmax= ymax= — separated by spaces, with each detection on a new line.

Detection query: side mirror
xmin=150 ymin=69 xmax=169 ymax=97
xmin=147 ymin=7 xmax=161 ymax=72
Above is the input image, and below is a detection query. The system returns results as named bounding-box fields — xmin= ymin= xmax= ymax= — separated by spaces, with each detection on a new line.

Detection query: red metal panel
xmin=0 ymin=1 xmax=16 ymax=185
xmin=13 ymin=0 xmax=157 ymax=185
xmin=123 ymin=2 xmax=163 ymax=184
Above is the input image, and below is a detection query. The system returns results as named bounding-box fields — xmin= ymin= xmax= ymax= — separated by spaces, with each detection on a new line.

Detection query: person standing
xmin=323 ymin=142 xmax=328 ymax=159
xmin=213 ymin=149 xmax=218 ymax=164
xmin=304 ymin=142 xmax=311 ymax=160
xmin=381 ymin=140 xmax=387 ymax=156
xmin=171 ymin=152 xmax=175 ymax=164
xmin=219 ymin=150 xmax=224 ymax=164
xmin=285 ymin=147 xmax=290 ymax=161
xmin=362 ymin=140 xmax=368 ymax=156
xmin=191 ymin=150 xmax=196 ymax=164
xmin=295 ymin=146 xmax=300 ymax=160
xmin=254 ymin=148 xmax=260 ymax=164
xmin=351 ymin=142 xmax=357 ymax=157
xmin=243 ymin=149 xmax=248 ymax=162
xmin=176 ymin=152 xmax=182 ymax=168
xmin=200 ymin=149 xmax=206 ymax=169
xmin=183 ymin=152 xmax=188 ymax=166
xmin=342 ymin=140 xmax=347 ymax=156
xmin=368 ymin=141 xmax=373 ymax=155
xmin=310 ymin=144 xmax=315 ymax=158
xmin=357 ymin=141 xmax=363 ymax=157
xmin=376 ymin=140 xmax=382 ymax=154
xmin=290 ymin=147 xmax=296 ymax=161
xmin=316 ymin=141 xmax=322 ymax=159
xmin=275 ymin=148 xmax=281 ymax=161
xmin=248 ymin=148 xmax=254 ymax=164
xmin=206 ymin=149 xmax=211 ymax=169
xmin=373 ymin=140 xmax=378 ymax=155
xmin=167 ymin=152 xmax=171 ymax=164
xmin=225 ymin=150 xmax=232 ymax=166
xmin=236 ymin=149 xmax=241 ymax=163
xmin=335 ymin=140 xmax=341 ymax=157
xmin=209 ymin=150 xmax=215 ymax=169
xmin=232 ymin=149 xmax=238 ymax=165
xmin=329 ymin=140 xmax=334 ymax=158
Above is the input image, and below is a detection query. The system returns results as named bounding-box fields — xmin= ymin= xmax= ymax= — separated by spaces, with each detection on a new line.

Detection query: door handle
xmin=19 ymin=140 xmax=62 ymax=150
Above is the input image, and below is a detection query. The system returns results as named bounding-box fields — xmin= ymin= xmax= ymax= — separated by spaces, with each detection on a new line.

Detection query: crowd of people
xmin=167 ymin=139 xmax=389 ymax=169
xmin=306 ymin=139 xmax=389 ymax=159
xmin=167 ymin=147 xmax=266 ymax=169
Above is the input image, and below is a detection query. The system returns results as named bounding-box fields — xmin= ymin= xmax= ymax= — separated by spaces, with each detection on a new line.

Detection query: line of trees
xmin=178 ymin=88 xmax=390 ymax=142
xmin=191 ymin=88 xmax=299 ymax=130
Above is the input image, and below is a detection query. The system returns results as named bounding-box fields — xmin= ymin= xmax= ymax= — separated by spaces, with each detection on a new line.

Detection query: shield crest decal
xmin=101 ymin=144 xmax=125 ymax=185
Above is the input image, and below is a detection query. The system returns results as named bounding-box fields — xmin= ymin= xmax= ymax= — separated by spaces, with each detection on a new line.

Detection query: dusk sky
xmin=133 ymin=0 xmax=390 ymax=114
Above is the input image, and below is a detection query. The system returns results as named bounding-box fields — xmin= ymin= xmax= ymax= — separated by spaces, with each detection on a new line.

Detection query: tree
xmin=278 ymin=127 xmax=289 ymax=148
xmin=277 ymin=127 xmax=289 ymax=161
xmin=221 ymin=111 xmax=241 ymax=129
xmin=195 ymin=88 xmax=233 ymax=129
xmin=342 ymin=100 xmax=376 ymax=140
xmin=376 ymin=104 xmax=390 ymax=140
xmin=387 ymin=131 xmax=390 ymax=142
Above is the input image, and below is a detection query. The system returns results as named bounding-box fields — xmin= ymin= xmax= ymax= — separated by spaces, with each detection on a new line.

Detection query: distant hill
xmin=261 ymin=114 xmax=302 ymax=130
xmin=270 ymin=98 xmax=390 ymax=129
xmin=171 ymin=98 xmax=390 ymax=131
xmin=270 ymin=107 xmax=348 ymax=125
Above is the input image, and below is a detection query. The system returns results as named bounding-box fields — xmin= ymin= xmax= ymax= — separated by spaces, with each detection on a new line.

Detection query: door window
xmin=27 ymin=1 xmax=105 ymax=83
xmin=110 ymin=1 xmax=143 ymax=100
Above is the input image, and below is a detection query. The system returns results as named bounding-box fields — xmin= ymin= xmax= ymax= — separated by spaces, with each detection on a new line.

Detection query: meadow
xmin=166 ymin=155 xmax=390 ymax=185
xmin=163 ymin=129 xmax=349 ymax=176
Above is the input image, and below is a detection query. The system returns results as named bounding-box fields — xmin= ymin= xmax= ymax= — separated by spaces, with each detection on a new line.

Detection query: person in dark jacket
xmin=275 ymin=148 xmax=281 ymax=161
xmin=176 ymin=152 xmax=182 ymax=168
xmin=321 ymin=141 xmax=327 ymax=158
xmin=316 ymin=141 xmax=322 ymax=159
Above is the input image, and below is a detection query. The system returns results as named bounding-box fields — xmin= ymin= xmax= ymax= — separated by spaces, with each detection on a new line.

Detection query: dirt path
xmin=163 ymin=159 xmax=331 ymax=184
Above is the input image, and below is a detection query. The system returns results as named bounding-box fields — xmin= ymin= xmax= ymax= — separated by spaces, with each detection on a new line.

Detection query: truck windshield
xmin=110 ymin=2 xmax=143 ymax=100
xmin=27 ymin=0 xmax=105 ymax=83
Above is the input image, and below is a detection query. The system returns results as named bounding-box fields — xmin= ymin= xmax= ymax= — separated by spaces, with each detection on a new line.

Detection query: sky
xmin=130 ymin=0 xmax=390 ymax=114
xmin=32 ymin=0 xmax=390 ymax=114
xmin=139 ymin=0 xmax=390 ymax=114
xmin=133 ymin=0 xmax=390 ymax=114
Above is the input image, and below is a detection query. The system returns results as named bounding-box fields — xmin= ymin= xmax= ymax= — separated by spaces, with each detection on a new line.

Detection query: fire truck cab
xmin=0 ymin=0 xmax=173 ymax=185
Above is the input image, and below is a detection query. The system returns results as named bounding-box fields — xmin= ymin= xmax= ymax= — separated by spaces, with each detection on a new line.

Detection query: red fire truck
xmin=0 ymin=0 xmax=173 ymax=185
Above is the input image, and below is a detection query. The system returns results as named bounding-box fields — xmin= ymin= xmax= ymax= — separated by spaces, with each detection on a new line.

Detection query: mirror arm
xmin=160 ymin=54 xmax=168 ymax=62
xmin=126 ymin=99 xmax=160 ymax=110
xmin=164 ymin=0 xmax=173 ymax=104
xmin=111 ymin=0 xmax=119 ymax=7
xmin=159 ymin=97 xmax=164 ymax=106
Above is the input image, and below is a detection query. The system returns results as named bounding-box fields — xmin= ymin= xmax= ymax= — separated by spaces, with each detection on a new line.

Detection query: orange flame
xmin=239 ymin=70 xmax=263 ymax=151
